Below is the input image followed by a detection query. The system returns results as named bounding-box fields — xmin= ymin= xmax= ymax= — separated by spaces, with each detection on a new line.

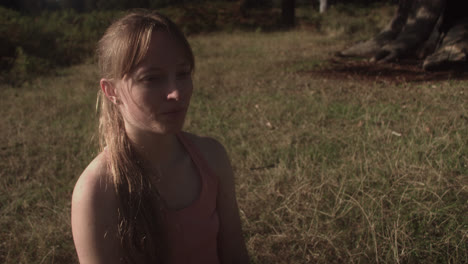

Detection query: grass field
xmin=1 ymin=4 xmax=467 ymax=264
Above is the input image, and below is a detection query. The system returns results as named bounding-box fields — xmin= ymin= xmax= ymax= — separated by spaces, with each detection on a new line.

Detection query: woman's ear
xmin=100 ymin=79 xmax=120 ymax=105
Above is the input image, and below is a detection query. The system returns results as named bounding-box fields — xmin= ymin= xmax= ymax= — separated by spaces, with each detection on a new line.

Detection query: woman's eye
xmin=142 ymin=75 xmax=165 ymax=82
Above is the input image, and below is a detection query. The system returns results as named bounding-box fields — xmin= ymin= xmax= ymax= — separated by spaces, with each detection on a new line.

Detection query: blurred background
xmin=0 ymin=0 xmax=396 ymax=84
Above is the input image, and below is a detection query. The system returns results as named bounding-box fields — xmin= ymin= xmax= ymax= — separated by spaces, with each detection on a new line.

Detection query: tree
xmin=239 ymin=0 xmax=293 ymax=27
xmin=240 ymin=0 xmax=272 ymax=9
xmin=282 ymin=0 xmax=295 ymax=27
xmin=338 ymin=0 xmax=468 ymax=71
xmin=61 ymin=0 xmax=85 ymax=11
xmin=7 ymin=0 xmax=46 ymax=13
xmin=319 ymin=0 xmax=327 ymax=14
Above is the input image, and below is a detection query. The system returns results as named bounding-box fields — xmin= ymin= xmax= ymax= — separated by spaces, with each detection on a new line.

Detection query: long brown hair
xmin=96 ymin=10 xmax=194 ymax=263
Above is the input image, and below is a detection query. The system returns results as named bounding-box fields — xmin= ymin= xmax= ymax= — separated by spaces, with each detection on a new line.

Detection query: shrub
xmin=0 ymin=7 xmax=120 ymax=84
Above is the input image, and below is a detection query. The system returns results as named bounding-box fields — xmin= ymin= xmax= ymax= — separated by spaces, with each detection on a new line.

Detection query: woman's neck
xmin=125 ymin=125 xmax=183 ymax=167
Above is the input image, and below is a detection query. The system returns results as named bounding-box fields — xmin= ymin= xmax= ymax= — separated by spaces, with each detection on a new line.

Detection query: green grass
xmin=1 ymin=4 xmax=467 ymax=264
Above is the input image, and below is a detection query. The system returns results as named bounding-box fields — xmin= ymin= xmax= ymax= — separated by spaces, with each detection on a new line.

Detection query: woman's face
xmin=117 ymin=31 xmax=193 ymax=135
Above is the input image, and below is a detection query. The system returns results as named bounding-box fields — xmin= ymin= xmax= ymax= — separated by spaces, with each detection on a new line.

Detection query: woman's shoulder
xmin=181 ymin=132 xmax=233 ymax=181
xmin=72 ymin=151 xmax=116 ymax=204
xmin=182 ymin=132 xmax=229 ymax=162
xmin=71 ymin=151 xmax=123 ymax=263
xmin=72 ymin=151 xmax=119 ymax=232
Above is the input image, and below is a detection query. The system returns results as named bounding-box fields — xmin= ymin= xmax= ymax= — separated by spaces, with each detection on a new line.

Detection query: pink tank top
xmin=163 ymin=132 xmax=220 ymax=264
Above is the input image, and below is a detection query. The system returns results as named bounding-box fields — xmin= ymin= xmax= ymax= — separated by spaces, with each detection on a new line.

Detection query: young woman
xmin=71 ymin=10 xmax=249 ymax=264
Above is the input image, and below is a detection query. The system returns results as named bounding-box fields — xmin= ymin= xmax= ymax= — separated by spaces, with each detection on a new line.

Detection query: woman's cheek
xmin=180 ymin=79 xmax=194 ymax=96
xmin=137 ymin=86 xmax=162 ymax=104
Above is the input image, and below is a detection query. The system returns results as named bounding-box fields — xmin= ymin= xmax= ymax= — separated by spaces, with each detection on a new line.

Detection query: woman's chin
xmin=148 ymin=122 xmax=185 ymax=135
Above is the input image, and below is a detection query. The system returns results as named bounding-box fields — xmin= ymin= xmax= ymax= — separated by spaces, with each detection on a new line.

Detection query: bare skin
xmin=72 ymin=134 xmax=249 ymax=263
xmin=72 ymin=30 xmax=249 ymax=263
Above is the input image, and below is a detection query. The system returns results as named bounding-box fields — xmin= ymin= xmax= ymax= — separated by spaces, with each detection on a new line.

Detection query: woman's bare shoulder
xmin=183 ymin=132 xmax=230 ymax=169
xmin=182 ymin=132 xmax=234 ymax=185
xmin=73 ymin=152 xmax=115 ymax=204
xmin=72 ymin=152 xmax=123 ymax=263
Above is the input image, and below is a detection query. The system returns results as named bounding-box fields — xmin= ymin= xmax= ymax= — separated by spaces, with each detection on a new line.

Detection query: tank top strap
xmin=176 ymin=132 xmax=218 ymax=185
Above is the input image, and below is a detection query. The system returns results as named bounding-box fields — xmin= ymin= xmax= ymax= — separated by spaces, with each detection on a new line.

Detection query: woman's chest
xmin=155 ymin=156 xmax=202 ymax=211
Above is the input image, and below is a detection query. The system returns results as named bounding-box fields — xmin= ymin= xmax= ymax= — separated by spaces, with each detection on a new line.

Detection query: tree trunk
xmin=319 ymin=0 xmax=327 ymax=14
xmin=282 ymin=0 xmax=295 ymax=27
xmin=338 ymin=0 xmax=468 ymax=71
xmin=423 ymin=18 xmax=468 ymax=70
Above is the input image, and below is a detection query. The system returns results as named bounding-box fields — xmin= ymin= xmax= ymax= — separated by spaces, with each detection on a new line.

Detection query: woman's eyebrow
xmin=137 ymin=66 xmax=164 ymax=74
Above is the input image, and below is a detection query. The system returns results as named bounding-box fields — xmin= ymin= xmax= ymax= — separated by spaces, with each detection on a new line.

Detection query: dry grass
xmin=1 ymin=4 xmax=467 ymax=264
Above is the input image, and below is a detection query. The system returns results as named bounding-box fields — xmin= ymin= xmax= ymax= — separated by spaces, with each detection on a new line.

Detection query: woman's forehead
xmin=139 ymin=31 xmax=189 ymax=65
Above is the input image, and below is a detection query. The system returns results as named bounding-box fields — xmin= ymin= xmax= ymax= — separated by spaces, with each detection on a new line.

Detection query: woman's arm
xmin=71 ymin=155 xmax=124 ymax=264
xmin=195 ymin=136 xmax=250 ymax=264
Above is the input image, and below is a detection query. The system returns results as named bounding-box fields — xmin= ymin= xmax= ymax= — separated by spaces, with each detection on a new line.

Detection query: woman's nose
xmin=166 ymin=80 xmax=180 ymax=101
xmin=167 ymin=89 xmax=180 ymax=101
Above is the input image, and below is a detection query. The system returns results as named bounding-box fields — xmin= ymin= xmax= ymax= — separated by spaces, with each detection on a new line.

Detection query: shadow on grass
xmin=301 ymin=58 xmax=468 ymax=84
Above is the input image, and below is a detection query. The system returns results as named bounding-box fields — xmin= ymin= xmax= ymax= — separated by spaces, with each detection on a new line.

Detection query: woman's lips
xmin=160 ymin=108 xmax=186 ymax=115
xmin=159 ymin=108 xmax=187 ymax=119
